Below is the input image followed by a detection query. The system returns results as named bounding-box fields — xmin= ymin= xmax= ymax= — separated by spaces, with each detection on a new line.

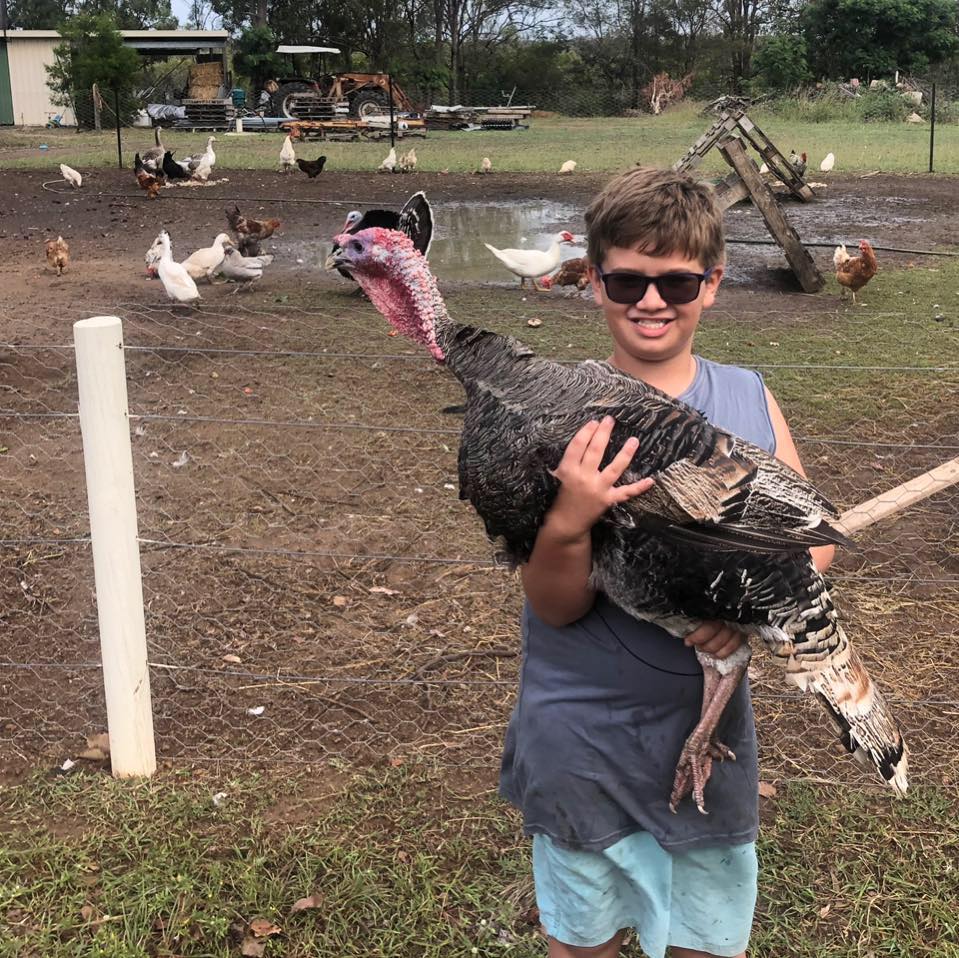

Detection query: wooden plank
xmin=837 ymin=456 xmax=959 ymax=535
xmin=719 ymin=138 xmax=825 ymax=293
xmin=714 ymin=171 xmax=751 ymax=210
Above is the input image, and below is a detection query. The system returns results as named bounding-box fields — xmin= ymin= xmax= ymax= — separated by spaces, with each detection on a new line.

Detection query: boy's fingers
xmin=582 ymin=415 xmax=615 ymax=471
xmin=551 ymin=420 xmax=601 ymax=476
xmin=713 ymin=636 xmax=745 ymax=660
xmin=601 ymin=436 xmax=640 ymax=480
xmin=684 ymin=621 xmax=724 ymax=647
xmin=610 ymin=477 xmax=655 ymax=502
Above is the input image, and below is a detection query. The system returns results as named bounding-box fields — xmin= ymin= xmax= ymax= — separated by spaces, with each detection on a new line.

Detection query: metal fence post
xmin=73 ymin=316 xmax=156 ymax=778
xmin=929 ymin=83 xmax=936 ymax=174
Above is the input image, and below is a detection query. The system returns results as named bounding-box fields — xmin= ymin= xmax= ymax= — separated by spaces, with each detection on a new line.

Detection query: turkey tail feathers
xmin=800 ymin=633 xmax=908 ymax=795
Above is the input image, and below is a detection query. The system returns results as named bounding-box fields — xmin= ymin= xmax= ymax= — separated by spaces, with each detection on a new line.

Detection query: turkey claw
xmin=669 ymin=736 xmax=736 ymax=815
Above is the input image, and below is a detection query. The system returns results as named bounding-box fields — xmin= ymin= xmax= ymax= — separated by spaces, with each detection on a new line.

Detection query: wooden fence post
xmin=74 ymin=316 xmax=156 ymax=778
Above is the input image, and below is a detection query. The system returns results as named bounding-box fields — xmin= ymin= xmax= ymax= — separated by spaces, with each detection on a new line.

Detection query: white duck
xmin=379 ymin=146 xmax=397 ymax=173
xmin=485 ymin=231 xmax=575 ymax=290
xmin=820 ymin=151 xmax=836 ymax=173
xmin=157 ymin=231 xmax=200 ymax=304
xmin=279 ymin=134 xmax=296 ymax=173
xmin=59 ymin=163 xmax=82 ymax=188
xmin=186 ymin=136 xmax=216 ymax=172
xmin=192 ymin=153 xmax=213 ymax=182
xmin=181 ymin=233 xmax=231 ymax=282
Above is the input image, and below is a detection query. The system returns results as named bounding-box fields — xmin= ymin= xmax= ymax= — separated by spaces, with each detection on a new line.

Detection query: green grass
xmin=1 ymin=768 xmax=957 ymax=957
xmin=2 ymin=102 xmax=958 ymax=174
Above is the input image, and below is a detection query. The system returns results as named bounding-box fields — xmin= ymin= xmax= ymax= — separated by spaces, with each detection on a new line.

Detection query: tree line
xmin=9 ymin=0 xmax=959 ymax=108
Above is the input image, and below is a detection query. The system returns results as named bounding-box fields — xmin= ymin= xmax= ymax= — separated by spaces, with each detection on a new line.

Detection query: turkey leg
xmin=669 ymin=646 xmax=751 ymax=815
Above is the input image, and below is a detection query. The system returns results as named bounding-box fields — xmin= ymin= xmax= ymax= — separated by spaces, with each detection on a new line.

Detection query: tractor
xmin=267 ymin=46 xmax=416 ymax=120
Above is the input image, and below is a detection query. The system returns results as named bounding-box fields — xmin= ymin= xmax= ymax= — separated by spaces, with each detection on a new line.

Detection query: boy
xmin=499 ymin=168 xmax=835 ymax=958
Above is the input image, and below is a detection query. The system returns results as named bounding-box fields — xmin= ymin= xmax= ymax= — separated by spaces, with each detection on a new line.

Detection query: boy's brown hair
xmin=584 ymin=167 xmax=725 ymax=269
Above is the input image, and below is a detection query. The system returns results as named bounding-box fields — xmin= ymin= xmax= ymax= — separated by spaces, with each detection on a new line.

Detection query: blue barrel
xmin=231 ymin=88 xmax=247 ymax=108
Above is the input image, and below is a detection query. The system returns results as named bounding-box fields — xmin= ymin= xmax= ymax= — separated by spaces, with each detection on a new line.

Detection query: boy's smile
xmin=589 ymin=245 xmax=724 ymax=391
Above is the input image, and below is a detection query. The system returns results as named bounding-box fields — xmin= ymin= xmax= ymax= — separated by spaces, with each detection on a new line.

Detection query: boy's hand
xmin=684 ymin=621 xmax=748 ymax=660
xmin=547 ymin=415 xmax=654 ymax=541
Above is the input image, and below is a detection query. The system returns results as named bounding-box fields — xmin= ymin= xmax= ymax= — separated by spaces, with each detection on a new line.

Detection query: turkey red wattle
xmin=331 ymin=228 xmax=446 ymax=361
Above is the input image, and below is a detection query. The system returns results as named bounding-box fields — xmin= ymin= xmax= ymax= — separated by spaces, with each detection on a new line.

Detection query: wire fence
xmin=2 ymin=294 xmax=959 ymax=794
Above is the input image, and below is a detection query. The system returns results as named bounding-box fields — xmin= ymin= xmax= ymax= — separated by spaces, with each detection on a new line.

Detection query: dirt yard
xmin=2 ymin=169 xmax=958 ymax=794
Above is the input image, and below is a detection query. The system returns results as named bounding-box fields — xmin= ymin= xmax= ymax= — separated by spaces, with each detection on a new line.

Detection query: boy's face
xmin=589 ymin=245 xmax=723 ymax=367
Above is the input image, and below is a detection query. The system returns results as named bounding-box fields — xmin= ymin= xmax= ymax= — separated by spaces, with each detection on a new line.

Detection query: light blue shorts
xmin=533 ymin=832 xmax=757 ymax=958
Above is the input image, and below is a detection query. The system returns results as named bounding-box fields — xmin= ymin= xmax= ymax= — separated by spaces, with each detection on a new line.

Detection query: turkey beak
xmin=325 ymin=247 xmax=348 ymax=269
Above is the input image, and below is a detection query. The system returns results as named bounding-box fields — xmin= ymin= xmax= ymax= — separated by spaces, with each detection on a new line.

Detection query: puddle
xmin=280 ymin=190 xmax=929 ymax=290
xmin=278 ymin=199 xmax=588 ymax=284
xmin=428 ymin=200 xmax=587 ymax=284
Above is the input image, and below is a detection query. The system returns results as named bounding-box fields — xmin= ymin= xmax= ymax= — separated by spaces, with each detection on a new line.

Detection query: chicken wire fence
xmin=2 ymin=295 xmax=958 ymax=794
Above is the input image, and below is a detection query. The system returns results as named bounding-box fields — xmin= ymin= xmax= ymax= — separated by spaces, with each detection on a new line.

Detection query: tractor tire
xmin=272 ymin=81 xmax=316 ymax=119
xmin=350 ymin=88 xmax=390 ymax=119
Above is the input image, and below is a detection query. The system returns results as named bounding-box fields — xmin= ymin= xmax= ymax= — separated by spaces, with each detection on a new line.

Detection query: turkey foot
xmin=669 ymin=647 xmax=750 ymax=815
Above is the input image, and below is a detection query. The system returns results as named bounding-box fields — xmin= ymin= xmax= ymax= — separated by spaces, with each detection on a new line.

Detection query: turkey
xmin=329 ymin=191 xmax=433 ymax=285
xmin=327 ymin=227 xmax=908 ymax=813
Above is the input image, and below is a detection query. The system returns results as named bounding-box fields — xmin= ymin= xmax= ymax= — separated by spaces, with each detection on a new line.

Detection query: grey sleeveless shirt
xmin=499 ymin=356 xmax=777 ymax=853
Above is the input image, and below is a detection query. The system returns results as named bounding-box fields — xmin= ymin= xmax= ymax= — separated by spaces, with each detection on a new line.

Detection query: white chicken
xmin=181 ymin=233 xmax=231 ymax=282
xmin=379 ymin=147 xmax=397 ymax=173
xmin=485 ymin=231 xmax=576 ymax=290
xmin=157 ymin=232 xmax=200 ymax=305
xmin=820 ymin=152 xmax=836 ymax=172
xmin=59 ymin=163 xmax=82 ymax=188
xmin=480 ymin=156 xmax=492 ymax=174
xmin=145 ymin=231 xmax=166 ymax=277
xmin=399 ymin=147 xmax=417 ymax=172
xmin=558 ymin=159 xmax=577 ymax=174
xmin=279 ymin=134 xmax=296 ymax=173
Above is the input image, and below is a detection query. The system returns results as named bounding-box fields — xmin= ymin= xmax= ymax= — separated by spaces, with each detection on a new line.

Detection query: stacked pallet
xmin=286 ymin=93 xmax=338 ymax=121
xmin=425 ymin=104 xmax=533 ymax=130
xmin=176 ymin=99 xmax=235 ymax=131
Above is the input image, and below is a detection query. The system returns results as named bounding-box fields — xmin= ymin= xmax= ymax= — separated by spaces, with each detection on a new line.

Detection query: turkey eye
xmin=350 ymin=240 xmax=362 ymax=252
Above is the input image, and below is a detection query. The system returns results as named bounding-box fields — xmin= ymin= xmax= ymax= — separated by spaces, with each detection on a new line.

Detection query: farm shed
xmin=0 ymin=29 xmax=229 ymax=126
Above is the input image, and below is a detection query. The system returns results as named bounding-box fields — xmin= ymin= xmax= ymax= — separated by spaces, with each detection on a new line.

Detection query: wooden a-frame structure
xmin=674 ymin=110 xmax=825 ymax=293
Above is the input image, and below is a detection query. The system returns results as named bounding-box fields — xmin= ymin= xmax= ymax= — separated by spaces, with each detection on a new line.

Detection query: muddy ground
xmin=1 ymin=170 xmax=958 ymax=792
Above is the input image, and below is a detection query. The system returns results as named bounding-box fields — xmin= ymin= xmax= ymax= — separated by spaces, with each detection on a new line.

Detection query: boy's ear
xmin=702 ymin=265 xmax=724 ymax=308
xmin=588 ymin=263 xmax=604 ymax=306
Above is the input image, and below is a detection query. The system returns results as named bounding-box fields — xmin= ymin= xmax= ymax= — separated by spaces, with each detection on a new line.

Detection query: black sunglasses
xmin=595 ymin=265 xmax=715 ymax=305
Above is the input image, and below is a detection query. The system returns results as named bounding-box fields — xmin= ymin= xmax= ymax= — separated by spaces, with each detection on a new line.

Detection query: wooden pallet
xmin=175 ymin=99 xmax=235 ymax=132
xmin=282 ymin=117 xmax=427 ymax=141
xmin=674 ymin=109 xmax=812 ymax=202
xmin=286 ymin=93 xmax=338 ymax=121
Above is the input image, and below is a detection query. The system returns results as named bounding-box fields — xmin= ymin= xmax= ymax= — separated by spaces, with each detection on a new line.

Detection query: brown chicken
xmin=45 ymin=235 xmax=69 ymax=275
xmin=834 ymin=240 xmax=877 ymax=303
xmin=226 ymin=205 xmax=282 ymax=256
xmin=550 ymin=256 xmax=590 ymax=290
xmin=134 ymin=152 xmax=164 ymax=199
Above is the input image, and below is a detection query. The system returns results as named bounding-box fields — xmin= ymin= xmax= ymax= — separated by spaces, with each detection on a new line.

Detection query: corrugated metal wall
xmin=7 ymin=37 xmax=76 ymax=126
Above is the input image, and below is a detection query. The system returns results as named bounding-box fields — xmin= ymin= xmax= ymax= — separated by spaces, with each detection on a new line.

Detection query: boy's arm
xmin=521 ymin=416 xmax=653 ymax=627
xmin=764 ymin=386 xmax=835 ymax=573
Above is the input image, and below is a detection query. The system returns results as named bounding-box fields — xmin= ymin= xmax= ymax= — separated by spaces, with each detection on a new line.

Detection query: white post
xmin=74 ymin=316 xmax=156 ymax=777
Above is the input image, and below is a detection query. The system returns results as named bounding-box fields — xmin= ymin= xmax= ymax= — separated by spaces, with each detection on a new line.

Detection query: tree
xmin=710 ymin=0 xmax=769 ymax=91
xmin=5 ymin=0 xmax=70 ymax=29
xmin=233 ymin=24 xmax=284 ymax=88
xmin=77 ymin=0 xmax=178 ymax=28
xmin=46 ymin=11 xmax=142 ymax=101
xmin=751 ymin=32 xmax=811 ymax=90
xmin=803 ymin=0 xmax=958 ymax=78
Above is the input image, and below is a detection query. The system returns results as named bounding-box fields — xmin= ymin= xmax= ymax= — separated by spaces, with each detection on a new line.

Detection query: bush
xmin=858 ymin=90 xmax=910 ymax=122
